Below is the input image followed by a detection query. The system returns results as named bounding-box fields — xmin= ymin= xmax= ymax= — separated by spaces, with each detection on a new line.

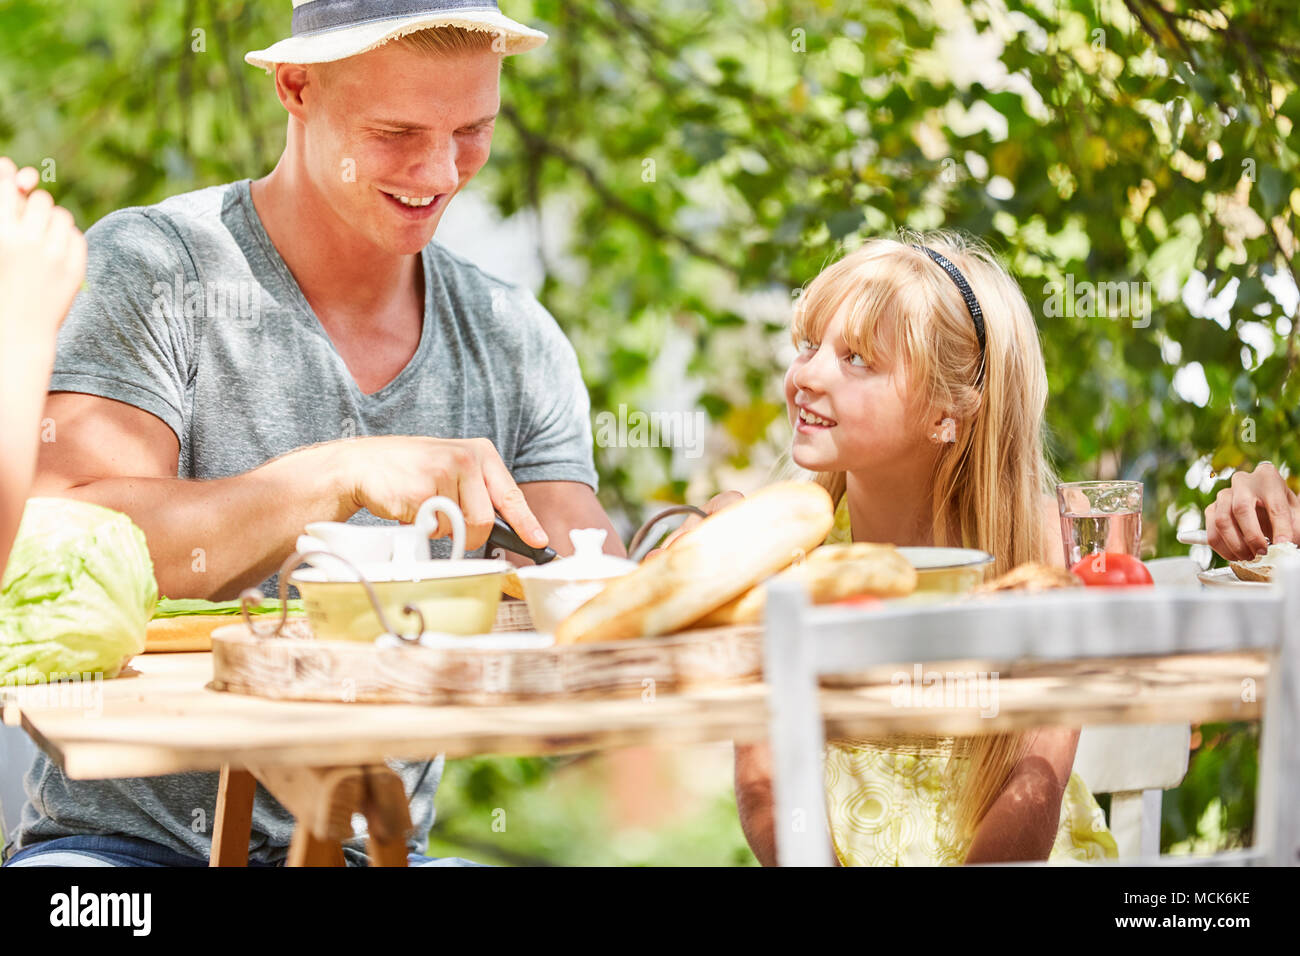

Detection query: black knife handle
xmin=485 ymin=515 xmax=559 ymax=565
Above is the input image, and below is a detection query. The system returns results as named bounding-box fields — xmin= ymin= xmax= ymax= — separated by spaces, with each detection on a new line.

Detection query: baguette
xmin=553 ymin=481 xmax=834 ymax=644
xmin=690 ymin=543 xmax=917 ymax=627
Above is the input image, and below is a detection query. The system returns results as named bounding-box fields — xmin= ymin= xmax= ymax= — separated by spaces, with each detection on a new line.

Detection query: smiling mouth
xmin=797 ymin=407 xmax=837 ymax=427
xmin=384 ymin=191 xmax=437 ymax=207
xmin=379 ymin=189 xmax=446 ymax=217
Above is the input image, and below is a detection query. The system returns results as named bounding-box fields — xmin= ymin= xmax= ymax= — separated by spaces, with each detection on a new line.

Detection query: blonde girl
xmin=689 ymin=231 xmax=1117 ymax=864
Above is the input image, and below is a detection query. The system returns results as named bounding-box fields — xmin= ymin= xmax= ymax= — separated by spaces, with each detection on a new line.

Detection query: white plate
xmin=1196 ymin=567 xmax=1271 ymax=589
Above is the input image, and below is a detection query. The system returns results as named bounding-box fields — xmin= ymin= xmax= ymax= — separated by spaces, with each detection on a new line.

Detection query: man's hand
xmin=0 ymin=157 xmax=86 ymax=352
xmin=1206 ymin=462 xmax=1298 ymax=561
xmin=335 ymin=435 xmax=547 ymax=552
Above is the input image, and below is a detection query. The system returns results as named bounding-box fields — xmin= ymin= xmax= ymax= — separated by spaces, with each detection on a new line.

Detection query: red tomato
xmin=1069 ymin=551 xmax=1153 ymax=587
xmin=834 ymin=595 xmax=884 ymax=608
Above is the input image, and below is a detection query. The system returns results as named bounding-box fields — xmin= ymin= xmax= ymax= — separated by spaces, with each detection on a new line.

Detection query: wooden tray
xmin=147 ymin=594 xmax=531 ymax=654
xmin=209 ymin=614 xmax=762 ymax=704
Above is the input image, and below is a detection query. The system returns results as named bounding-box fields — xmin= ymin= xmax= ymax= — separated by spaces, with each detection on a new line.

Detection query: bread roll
xmin=553 ymin=481 xmax=834 ymax=644
xmin=691 ymin=543 xmax=917 ymax=627
xmin=971 ymin=562 xmax=1082 ymax=593
xmin=1229 ymin=561 xmax=1271 ymax=583
xmin=502 ymin=571 xmax=525 ymax=600
xmin=1229 ymin=541 xmax=1299 ymax=583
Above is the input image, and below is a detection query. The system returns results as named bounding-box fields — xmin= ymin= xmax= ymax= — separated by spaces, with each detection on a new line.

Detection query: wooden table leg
xmin=252 ymin=765 xmax=359 ymax=868
xmin=210 ymin=765 xmax=256 ymax=867
xmin=288 ymin=828 xmax=347 ymax=867
xmin=251 ymin=764 xmax=411 ymax=867
xmin=362 ymin=766 xmax=412 ymax=868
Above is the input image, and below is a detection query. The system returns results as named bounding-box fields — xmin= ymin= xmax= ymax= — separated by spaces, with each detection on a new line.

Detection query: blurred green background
xmin=1 ymin=0 xmax=1295 ymax=863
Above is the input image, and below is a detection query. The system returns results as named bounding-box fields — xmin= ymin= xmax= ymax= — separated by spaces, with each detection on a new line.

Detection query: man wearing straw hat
xmin=7 ymin=1 xmax=620 ymax=867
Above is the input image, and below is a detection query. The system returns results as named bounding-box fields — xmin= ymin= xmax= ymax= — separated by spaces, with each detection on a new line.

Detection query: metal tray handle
xmin=238 ymin=550 xmax=426 ymax=643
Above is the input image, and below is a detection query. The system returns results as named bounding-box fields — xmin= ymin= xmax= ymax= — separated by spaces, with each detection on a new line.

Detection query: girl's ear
xmin=929 ymin=414 xmax=958 ymax=444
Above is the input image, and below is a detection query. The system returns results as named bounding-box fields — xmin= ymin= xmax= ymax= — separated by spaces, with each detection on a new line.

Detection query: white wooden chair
xmin=1072 ymin=722 xmax=1188 ymax=857
xmin=763 ymin=560 xmax=1300 ymax=867
xmin=1069 ymin=557 xmax=1200 ymax=858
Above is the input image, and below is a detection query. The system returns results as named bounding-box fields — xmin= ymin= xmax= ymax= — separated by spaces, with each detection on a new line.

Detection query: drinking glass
xmin=1055 ymin=480 xmax=1143 ymax=568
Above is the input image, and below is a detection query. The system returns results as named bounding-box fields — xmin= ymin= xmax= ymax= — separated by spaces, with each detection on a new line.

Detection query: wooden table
xmin=1 ymin=646 xmax=1268 ymax=866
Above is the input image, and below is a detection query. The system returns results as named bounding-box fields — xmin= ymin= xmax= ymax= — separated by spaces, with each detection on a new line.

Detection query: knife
xmin=485 ymin=514 xmax=559 ymax=565
xmin=485 ymin=504 xmax=709 ymax=566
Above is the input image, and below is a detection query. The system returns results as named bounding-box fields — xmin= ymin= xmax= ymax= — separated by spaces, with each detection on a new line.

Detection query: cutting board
xmin=145 ymin=614 xmax=308 ymax=653
xmin=210 ymin=618 xmax=763 ymax=704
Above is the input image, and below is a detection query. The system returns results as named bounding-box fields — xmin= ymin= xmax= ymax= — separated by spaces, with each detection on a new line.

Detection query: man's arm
xmin=35 ymin=393 xmax=354 ymax=599
xmin=34 ymin=392 xmax=548 ymax=600
xmin=519 ymin=480 xmax=625 ymax=558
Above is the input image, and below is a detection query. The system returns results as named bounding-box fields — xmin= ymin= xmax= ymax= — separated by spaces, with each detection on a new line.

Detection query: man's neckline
xmin=232 ymin=178 xmax=434 ymax=401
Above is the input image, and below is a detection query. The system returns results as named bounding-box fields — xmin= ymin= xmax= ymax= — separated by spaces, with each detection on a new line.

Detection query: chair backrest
xmin=762 ymin=562 xmax=1300 ymax=867
xmin=1069 ymin=562 xmax=1197 ymax=858
xmin=1073 ymin=723 xmax=1189 ymax=858
xmin=1072 ymin=725 xmax=1190 ymax=794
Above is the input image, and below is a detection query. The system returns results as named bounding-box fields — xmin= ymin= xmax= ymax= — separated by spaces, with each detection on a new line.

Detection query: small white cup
xmin=297 ymin=496 xmax=467 ymax=573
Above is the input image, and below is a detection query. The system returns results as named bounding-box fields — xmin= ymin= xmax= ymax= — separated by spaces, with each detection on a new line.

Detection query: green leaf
xmin=1256 ymin=166 xmax=1287 ymax=217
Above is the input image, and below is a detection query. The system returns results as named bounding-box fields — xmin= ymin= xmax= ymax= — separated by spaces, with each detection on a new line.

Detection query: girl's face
xmin=784 ymin=307 xmax=933 ymax=474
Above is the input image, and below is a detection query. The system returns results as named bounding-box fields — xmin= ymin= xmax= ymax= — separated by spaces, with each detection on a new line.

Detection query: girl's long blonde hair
xmin=783 ymin=230 xmax=1058 ymax=854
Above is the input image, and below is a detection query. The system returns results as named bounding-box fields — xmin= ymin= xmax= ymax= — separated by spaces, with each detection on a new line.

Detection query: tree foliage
xmin=2 ymin=0 xmax=1294 ymax=859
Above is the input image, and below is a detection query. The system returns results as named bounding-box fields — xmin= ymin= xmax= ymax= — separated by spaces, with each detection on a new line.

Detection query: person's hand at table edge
xmin=1205 ymin=461 xmax=1298 ymax=561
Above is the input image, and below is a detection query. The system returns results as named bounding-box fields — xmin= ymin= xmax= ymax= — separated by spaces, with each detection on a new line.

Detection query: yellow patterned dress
xmin=820 ymin=500 xmax=1119 ymax=866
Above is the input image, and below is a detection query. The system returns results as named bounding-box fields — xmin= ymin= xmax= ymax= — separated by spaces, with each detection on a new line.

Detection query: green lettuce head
xmin=1 ymin=498 xmax=158 ymax=685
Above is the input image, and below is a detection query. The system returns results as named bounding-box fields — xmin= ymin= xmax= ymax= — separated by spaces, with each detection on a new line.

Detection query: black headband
xmin=916 ymin=245 xmax=986 ymax=369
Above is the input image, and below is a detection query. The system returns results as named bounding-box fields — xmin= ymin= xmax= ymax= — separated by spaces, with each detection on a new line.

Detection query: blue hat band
xmin=293 ymin=0 xmax=503 ymax=39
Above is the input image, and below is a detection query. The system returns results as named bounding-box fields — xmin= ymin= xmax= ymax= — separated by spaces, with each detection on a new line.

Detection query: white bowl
xmin=896 ymin=547 xmax=995 ymax=594
xmin=514 ymin=529 xmax=636 ymax=633
xmin=516 ymin=573 xmax=630 ymax=634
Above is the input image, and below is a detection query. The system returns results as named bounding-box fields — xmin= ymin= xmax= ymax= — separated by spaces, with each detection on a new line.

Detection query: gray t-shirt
xmin=14 ymin=179 xmax=597 ymax=865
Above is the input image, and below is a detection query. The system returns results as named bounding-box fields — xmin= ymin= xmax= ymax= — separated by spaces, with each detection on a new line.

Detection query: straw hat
xmin=245 ymin=0 xmax=548 ymax=71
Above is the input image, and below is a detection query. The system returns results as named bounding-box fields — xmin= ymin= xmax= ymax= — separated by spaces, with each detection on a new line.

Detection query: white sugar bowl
xmin=515 ymin=528 xmax=637 ymax=634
